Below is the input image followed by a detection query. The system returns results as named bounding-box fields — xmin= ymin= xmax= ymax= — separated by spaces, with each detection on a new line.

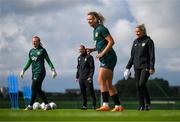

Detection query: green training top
xmin=23 ymin=46 xmax=54 ymax=75
xmin=93 ymin=24 xmax=113 ymax=53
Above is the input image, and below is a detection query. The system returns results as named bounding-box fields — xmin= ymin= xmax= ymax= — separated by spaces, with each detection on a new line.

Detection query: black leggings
xmin=30 ymin=74 xmax=48 ymax=106
xmin=134 ymin=69 xmax=150 ymax=107
xmin=79 ymin=79 xmax=96 ymax=107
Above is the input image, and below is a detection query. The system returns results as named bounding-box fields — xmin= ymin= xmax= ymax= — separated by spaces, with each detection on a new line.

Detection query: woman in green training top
xmin=20 ymin=36 xmax=57 ymax=110
xmin=86 ymin=11 xmax=124 ymax=112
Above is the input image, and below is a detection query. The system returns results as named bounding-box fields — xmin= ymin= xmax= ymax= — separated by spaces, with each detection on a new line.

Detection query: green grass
xmin=0 ymin=109 xmax=180 ymax=121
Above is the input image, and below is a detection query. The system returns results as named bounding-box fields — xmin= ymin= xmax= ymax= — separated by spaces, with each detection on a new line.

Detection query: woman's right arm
xmin=23 ymin=57 xmax=32 ymax=71
xmin=86 ymin=46 xmax=97 ymax=54
xmin=126 ymin=42 xmax=135 ymax=69
xmin=20 ymin=53 xmax=32 ymax=78
xmin=76 ymin=57 xmax=80 ymax=79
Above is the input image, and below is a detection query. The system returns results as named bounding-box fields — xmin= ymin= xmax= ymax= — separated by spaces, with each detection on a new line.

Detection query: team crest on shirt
xmin=95 ymin=32 xmax=98 ymax=37
xmin=85 ymin=58 xmax=87 ymax=62
xmin=142 ymin=43 xmax=146 ymax=47
xmin=37 ymin=51 xmax=40 ymax=55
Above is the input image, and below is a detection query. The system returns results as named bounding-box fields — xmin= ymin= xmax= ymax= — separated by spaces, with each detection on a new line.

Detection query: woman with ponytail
xmin=20 ymin=36 xmax=57 ymax=110
xmin=86 ymin=11 xmax=124 ymax=112
xmin=125 ymin=24 xmax=155 ymax=111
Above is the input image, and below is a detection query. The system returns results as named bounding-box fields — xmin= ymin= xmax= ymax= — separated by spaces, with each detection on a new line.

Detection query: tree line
xmin=115 ymin=77 xmax=180 ymax=99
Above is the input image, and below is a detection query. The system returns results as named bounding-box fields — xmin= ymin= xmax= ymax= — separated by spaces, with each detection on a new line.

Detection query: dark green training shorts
xmin=99 ymin=50 xmax=117 ymax=72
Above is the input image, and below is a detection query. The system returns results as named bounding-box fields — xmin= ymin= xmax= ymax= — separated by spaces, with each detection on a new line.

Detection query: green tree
xmin=115 ymin=78 xmax=136 ymax=98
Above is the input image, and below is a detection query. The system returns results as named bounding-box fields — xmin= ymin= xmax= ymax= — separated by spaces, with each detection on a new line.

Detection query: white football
xmin=40 ymin=102 xmax=45 ymax=109
xmin=49 ymin=102 xmax=57 ymax=109
xmin=33 ymin=102 xmax=41 ymax=110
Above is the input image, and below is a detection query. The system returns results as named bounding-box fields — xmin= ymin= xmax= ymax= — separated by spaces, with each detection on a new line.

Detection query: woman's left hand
xmin=52 ymin=69 xmax=57 ymax=78
xmin=96 ymin=52 xmax=104 ymax=59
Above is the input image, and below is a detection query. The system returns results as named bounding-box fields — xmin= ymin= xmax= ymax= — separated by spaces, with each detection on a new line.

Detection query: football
xmin=33 ymin=102 xmax=41 ymax=110
xmin=49 ymin=102 xmax=57 ymax=109
xmin=40 ymin=102 xmax=45 ymax=109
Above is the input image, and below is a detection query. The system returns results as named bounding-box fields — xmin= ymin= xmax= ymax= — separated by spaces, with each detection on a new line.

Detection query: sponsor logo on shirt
xmin=31 ymin=56 xmax=37 ymax=61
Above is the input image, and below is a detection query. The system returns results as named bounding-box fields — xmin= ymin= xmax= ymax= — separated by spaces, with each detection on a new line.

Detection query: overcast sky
xmin=0 ymin=0 xmax=180 ymax=92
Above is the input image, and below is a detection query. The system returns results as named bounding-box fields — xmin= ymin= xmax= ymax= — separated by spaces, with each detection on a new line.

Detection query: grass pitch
xmin=0 ymin=109 xmax=180 ymax=121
